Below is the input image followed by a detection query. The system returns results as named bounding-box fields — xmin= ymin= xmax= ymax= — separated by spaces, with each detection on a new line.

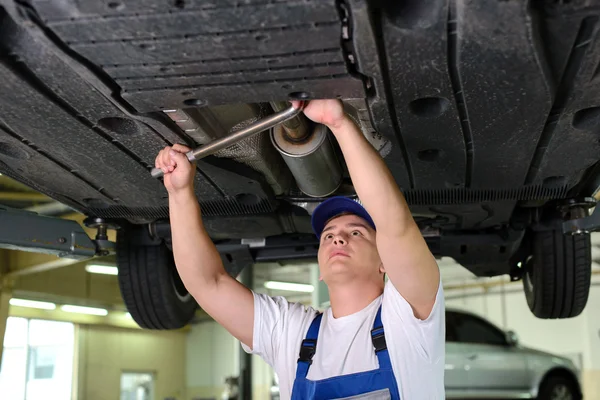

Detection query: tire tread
xmin=117 ymin=228 xmax=197 ymax=329
xmin=524 ymin=229 xmax=590 ymax=319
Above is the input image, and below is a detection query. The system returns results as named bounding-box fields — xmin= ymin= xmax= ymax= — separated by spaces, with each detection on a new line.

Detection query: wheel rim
xmin=169 ymin=258 xmax=191 ymax=302
xmin=522 ymin=254 xmax=538 ymax=311
xmin=551 ymin=384 xmax=572 ymax=400
xmin=523 ymin=255 xmax=534 ymax=291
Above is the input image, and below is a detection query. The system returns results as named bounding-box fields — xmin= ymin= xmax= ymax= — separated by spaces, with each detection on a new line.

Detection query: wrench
xmin=151 ymin=101 xmax=305 ymax=179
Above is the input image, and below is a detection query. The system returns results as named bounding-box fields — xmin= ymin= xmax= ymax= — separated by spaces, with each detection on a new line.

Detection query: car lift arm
xmin=0 ymin=206 xmax=112 ymax=259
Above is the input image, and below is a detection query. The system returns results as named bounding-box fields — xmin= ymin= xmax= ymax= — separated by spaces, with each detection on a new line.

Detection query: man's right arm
xmin=156 ymin=144 xmax=254 ymax=349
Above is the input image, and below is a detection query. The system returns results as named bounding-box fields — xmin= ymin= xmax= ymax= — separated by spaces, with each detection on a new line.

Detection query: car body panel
xmin=523 ymin=346 xmax=582 ymax=399
xmin=445 ymin=342 xmax=469 ymax=394
xmin=464 ymin=343 xmax=531 ymax=393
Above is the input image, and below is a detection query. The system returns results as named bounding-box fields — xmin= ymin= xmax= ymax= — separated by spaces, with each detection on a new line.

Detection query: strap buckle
xmin=371 ymin=327 xmax=387 ymax=353
xmin=298 ymin=339 xmax=317 ymax=364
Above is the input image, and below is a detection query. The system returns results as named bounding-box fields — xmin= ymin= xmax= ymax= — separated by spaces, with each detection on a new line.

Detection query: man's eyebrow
xmin=347 ymin=222 xmax=369 ymax=230
xmin=322 ymin=222 xmax=370 ymax=235
xmin=322 ymin=225 xmax=336 ymax=234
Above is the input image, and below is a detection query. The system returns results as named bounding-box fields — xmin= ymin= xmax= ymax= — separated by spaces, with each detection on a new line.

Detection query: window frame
xmin=446 ymin=311 xmax=508 ymax=347
xmin=120 ymin=370 xmax=156 ymax=400
xmin=0 ymin=317 xmax=74 ymax=400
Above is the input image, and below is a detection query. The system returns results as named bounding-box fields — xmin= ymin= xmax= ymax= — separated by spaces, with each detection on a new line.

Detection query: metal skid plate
xmin=0 ymin=206 xmax=96 ymax=259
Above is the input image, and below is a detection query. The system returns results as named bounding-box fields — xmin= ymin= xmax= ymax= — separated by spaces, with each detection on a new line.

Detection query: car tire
xmin=523 ymin=229 xmax=591 ymax=319
xmin=116 ymin=227 xmax=197 ymax=329
xmin=537 ymin=374 xmax=580 ymax=400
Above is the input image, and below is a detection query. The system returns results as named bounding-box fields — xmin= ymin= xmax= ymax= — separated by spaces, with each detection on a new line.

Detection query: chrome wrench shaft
xmin=151 ymin=102 xmax=305 ymax=179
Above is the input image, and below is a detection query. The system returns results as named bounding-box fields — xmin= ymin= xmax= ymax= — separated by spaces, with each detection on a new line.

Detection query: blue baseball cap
xmin=311 ymin=196 xmax=376 ymax=239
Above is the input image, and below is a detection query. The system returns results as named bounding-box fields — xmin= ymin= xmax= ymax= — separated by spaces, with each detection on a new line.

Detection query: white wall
xmin=186 ymin=321 xmax=238 ymax=399
xmin=581 ymin=283 xmax=600 ymax=400
xmin=186 ymin=321 xmax=273 ymax=400
xmin=77 ymin=324 xmax=186 ymax=400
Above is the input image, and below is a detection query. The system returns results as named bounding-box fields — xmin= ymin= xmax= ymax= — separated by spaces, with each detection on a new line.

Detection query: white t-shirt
xmin=243 ymin=280 xmax=446 ymax=399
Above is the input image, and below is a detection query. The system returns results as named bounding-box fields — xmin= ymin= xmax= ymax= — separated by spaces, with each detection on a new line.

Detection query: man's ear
xmin=379 ymin=262 xmax=386 ymax=274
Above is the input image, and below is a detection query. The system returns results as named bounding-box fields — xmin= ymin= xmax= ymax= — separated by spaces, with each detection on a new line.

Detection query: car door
xmin=444 ymin=312 xmax=469 ymax=398
xmin=453 ymin=312 xmax=531 ymax=397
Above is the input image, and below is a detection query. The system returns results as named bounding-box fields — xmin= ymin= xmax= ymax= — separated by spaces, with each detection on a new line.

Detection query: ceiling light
xmin=85 ymin=264 xmax=118 ymax=275
xmin=61 ymin=305 xmax=108 ymax=316
xmin=264 ymin=281 xmax=314 ymax=293
xmin=9 ymin=298 xmax=56 ymax=310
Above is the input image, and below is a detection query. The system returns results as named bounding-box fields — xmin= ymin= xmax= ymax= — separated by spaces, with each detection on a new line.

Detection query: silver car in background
xmin=446 ymin=309 xmax=582 ymax=399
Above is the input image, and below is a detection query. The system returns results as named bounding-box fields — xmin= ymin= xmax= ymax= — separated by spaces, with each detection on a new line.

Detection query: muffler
xmin=271 ymin=123 xmax=342 ymax=197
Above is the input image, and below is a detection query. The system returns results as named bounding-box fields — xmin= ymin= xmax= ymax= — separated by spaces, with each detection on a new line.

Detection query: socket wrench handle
xmin=151 ymin=101 xmax=305 ymax=179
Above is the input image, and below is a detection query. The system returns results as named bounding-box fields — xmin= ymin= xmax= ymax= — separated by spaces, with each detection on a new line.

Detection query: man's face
xmin=317 ymin=213 xmax=383 ymax=285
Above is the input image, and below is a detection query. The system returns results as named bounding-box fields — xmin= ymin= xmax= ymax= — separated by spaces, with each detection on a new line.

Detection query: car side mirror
xmin=506 ymin=330 xmax=519 ymax=346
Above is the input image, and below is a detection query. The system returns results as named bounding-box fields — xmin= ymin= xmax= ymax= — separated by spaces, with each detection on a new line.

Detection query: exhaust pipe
xmin=271 ymin=123 xmax=342 ymax=197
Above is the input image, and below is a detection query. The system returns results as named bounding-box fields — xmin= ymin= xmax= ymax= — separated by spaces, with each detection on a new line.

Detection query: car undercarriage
xmin=1 ymin=0 xmax=600 ymax=326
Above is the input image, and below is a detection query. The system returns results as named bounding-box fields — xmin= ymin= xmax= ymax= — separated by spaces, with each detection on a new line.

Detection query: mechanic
xmin=154 ymin=99 xmax=445 ymax=399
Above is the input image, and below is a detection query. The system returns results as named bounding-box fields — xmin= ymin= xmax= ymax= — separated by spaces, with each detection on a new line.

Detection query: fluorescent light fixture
xmin=264 ymin=281 xmax=314 ymax=293
xmin=125 ymin=312 xmax=132 ymax=319
xmin=9 ymin=298 xmax=56 ymax=310
xmin=61 ymin=305 xmax=108 ymax=316
xmin=85 ymin=264 xmax=118 ymax=275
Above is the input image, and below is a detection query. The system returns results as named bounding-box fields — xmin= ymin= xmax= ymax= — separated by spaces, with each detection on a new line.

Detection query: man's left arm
xmin=306 ymin=100 xmax=440 ymax=320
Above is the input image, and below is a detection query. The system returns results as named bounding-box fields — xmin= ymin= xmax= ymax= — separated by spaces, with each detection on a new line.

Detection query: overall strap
xmin=295 ymin=313 xmax=323 ymax=379
xmin=371 ymin=305 xmax=392 ymax=370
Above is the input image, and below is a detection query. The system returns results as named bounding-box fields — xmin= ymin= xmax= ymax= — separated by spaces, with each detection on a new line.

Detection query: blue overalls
xmin=290 ymin=305 xmax=401 ymax=399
